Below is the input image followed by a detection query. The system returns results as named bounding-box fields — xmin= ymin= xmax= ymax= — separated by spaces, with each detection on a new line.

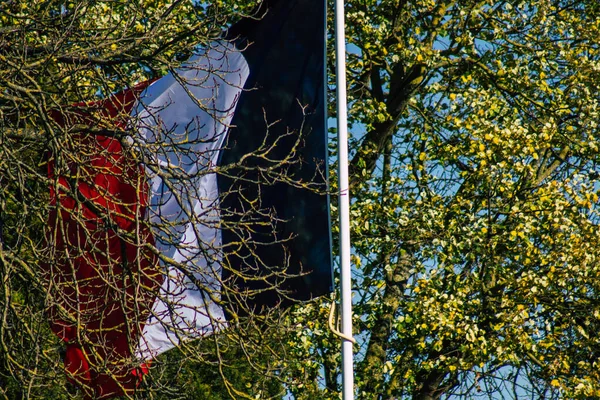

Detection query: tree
xmin=5 ymin=0 xmax=600 ymax=399
xmin=1 ymin=1 xmax=302 ymax=398
xmin=284 ymin=0 xmax=600 ymax=399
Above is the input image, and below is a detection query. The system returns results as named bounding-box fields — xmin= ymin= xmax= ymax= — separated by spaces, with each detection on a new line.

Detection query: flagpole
xmin=334 ymin=0 xmax=354 ymax=399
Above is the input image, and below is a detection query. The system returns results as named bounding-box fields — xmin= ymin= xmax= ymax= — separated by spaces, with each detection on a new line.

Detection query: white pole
xmin=334 ymin=0 xmax=354 ymax=399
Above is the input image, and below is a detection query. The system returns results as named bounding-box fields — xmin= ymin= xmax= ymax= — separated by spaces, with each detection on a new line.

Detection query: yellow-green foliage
xmin=284 ymin=1 xmax=600 ymax=399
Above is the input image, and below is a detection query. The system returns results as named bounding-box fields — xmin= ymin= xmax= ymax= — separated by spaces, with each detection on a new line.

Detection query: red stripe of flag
xmin=47 ymin=81 xmax=161 ymax=399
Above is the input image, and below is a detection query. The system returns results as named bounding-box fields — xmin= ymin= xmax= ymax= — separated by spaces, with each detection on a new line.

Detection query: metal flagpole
xmin=335 ymin=0 xmax=354 ymax=399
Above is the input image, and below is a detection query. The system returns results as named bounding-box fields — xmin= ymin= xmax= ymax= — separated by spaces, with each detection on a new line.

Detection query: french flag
xmin=47 ymin=0 xmax=330 ymax=398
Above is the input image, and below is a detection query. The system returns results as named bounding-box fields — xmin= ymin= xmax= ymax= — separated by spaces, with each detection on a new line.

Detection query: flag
xmin=47 ymin=0 xmax=330 ymax=397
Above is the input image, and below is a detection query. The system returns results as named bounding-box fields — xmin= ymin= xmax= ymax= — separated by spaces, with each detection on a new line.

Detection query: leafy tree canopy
xmin=287 ymin=0 xmax=600 ymax=399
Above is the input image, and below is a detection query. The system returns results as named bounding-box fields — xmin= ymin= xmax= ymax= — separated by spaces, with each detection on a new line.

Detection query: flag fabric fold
xmin=47 ymin=0 xmax=330 ymax=397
